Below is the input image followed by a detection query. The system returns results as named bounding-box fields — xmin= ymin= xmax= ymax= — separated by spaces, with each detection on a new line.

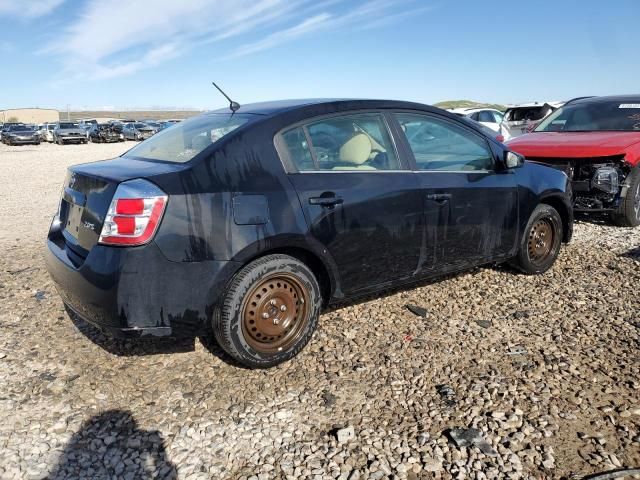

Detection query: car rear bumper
xmin=59 ymin=136 xmax=86 ymax=143
xmin=45 ymin=218 xmax=241 ymax=338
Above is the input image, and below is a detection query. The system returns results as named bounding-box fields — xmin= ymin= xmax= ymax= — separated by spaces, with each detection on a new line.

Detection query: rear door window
xmin=477 ymin=111 xmax=496 ymax=123
xmin=280 ymin=113 xmax=400 ymax=171
xmin=395 ymin=113 xmax=494 ymax=172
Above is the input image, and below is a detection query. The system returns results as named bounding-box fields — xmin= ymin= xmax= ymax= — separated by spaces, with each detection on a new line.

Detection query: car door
xmin=277 ymin=112 xmax=424 ymax=295
xmin=392 ymin=112 xmax=518 ymax=272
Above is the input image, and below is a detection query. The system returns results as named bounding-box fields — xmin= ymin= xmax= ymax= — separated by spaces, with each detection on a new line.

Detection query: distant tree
xmin=6 ymin=116 xmax=19 ymax=123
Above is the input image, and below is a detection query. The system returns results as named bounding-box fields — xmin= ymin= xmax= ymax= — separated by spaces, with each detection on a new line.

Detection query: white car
xmin=39 ymin=123 xmax=56 ymax=142
xmin=447 ymin=107 xmax=504 ymax=132
xmin=500 ymin=102 xmax=564 ymax=141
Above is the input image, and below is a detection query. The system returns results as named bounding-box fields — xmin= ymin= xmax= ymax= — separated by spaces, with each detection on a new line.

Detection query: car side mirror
xmin=505 ymin=151 xmax=525 ymax=169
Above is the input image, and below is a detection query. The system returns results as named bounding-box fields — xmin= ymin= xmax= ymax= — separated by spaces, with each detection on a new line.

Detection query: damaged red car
xmin=508 ymin=95 xmax=640 ymax=226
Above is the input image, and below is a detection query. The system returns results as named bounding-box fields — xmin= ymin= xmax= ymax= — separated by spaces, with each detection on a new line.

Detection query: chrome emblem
xmin=83 ymin=221 xmax=95 ymax=231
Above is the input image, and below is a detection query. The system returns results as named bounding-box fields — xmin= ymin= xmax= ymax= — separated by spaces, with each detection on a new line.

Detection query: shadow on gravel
xmin=198 ymin=335 xmax=252 ymax=369
xmin=66 ymin=307 xmax=245 ymax=367
xmin=67 ymin=307 xmax=196 ymax=357
xmin=621 ymin=246 xmax=640 ymax=260
xmin=47 ymin=410 xmax=177 ymax=479
xmin=574 ymin=213 xmax=613 ymax=226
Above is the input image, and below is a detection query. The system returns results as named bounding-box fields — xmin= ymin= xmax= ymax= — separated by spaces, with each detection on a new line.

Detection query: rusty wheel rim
xmin=241 ymin=273 xmax=310 ymax=354
xmin=528 ymin=218 xmax=554 ymax=265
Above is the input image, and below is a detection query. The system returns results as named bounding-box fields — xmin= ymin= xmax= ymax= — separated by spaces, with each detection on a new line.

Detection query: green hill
xmin=434 ymin=100 xmax=507 ymax=112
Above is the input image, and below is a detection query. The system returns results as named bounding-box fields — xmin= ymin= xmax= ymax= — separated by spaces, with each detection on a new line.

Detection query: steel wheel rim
xmin=633 ymin=183 xmax=640 ymax=221
xmin=241 ymin=273 xmax=310 ymax=354
xmin=528 ymin=218 xmax=554 ymax=265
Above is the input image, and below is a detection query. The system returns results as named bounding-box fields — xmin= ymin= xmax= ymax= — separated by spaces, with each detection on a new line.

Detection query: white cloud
xmin=47 ymin=0 xmax=432 ymax=80
xmin=0 ymin=0 xmax=65 ymax=18
xmin=225 ymin=13 xmax=332 ymax=58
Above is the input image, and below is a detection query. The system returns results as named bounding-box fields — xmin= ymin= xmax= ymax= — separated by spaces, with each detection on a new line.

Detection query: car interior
xmin=283 ymin=113 xmax=494 ymax=172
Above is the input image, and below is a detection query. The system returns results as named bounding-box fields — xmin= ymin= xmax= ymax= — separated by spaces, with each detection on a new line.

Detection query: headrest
xmin=339 ymin=133 xmax=372 ymax=165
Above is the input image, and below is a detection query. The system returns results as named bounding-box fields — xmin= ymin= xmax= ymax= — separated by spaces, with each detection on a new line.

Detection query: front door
xmin=392 ymin=112 xmax=518 ymax=272
xmin=278 ymin=112 xmax=424 ymax=295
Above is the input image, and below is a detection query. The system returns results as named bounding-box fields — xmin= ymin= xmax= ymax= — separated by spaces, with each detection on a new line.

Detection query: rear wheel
xmin=214 ymin=254 xmax=321 ymax=368
xmin=612 ymin=166 xmax=640 ymax=227
xmin=510 ymin=204 xmax=563 ymax=274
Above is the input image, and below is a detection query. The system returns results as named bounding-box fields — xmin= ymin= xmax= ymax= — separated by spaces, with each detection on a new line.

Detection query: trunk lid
xmin=58 ymin=157 xmax=187 ymax=256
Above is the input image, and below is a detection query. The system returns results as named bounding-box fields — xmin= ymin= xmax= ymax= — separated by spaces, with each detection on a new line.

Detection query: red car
xmin=508 ymin=95 xmax=640 ymax=226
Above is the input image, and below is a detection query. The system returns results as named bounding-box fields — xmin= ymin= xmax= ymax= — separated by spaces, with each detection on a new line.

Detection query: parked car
xmin=54 ymin=122 xmax=88 ymax=145
xmin=79 ymin=119 xmax=99 ymax=139
xmin=508 ymin=95 xmax=640 ymax=227
xmin=2 ymin=124 xmax=40 ymax=145
xmin=144 ymin=121 xmax=164 ymax=131
xmin=500 ymin=102 xmax=563 ymax=141
xmin=460 ymin=117 xmax=506 ymax=143
xmin=122 ymin=122 xmax=157 ymax=140
xmin=45 ymin=99 xmax=572 ymax=368
xmin=88 ymin=124 xmax=122 ymax=143
xmin=0 ymin=122 xmax=25 ymax=142
xmin=448 ymin=107 xmax=504 ymax=132
xmin=42 ymin=123 xmax=56 ymax=143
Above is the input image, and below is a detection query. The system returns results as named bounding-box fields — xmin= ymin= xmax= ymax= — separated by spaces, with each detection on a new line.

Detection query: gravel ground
xmin=0 ymin=142 xmax=639 ymax=480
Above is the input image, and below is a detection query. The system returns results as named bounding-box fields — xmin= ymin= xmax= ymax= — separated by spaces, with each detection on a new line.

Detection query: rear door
xmin=277 ymin=112 xmax=424 ymax=295
xmin=392 ymin=112 xmax=518 ymax=272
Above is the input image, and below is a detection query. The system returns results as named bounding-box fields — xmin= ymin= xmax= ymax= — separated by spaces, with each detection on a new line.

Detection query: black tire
xmin=510 ymin=204 xmax=563 ymax=274
xmin=213 ymin=254 xmax=322 ymax=368
xmin=612 ymin=166 xmax=640 ymax=227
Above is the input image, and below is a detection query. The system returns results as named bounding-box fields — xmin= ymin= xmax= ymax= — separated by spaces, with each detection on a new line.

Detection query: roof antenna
xmin=211 ymin=81 xmax=240 ymax=113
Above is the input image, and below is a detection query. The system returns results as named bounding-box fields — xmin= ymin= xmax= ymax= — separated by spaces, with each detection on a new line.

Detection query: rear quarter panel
xmin=151 ymin=123 xmax=313 ymax=264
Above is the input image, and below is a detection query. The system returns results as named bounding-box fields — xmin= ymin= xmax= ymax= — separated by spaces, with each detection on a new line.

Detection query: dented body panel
xmin=45 ymin=99 xmax=572 ymax=337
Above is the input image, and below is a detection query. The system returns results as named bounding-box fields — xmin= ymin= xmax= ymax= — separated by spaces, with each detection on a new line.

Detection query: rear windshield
xmin=125 ymin=113 xmax=251 ymax=163
xmin=536 ymin=101 xmax=640 ymax=132
xmin=504 ymin=106 xmax=551 ymax=122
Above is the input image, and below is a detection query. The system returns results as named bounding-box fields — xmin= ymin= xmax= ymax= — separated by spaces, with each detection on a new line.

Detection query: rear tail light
xmin=99 ymin=179 xmax=168 ymax=246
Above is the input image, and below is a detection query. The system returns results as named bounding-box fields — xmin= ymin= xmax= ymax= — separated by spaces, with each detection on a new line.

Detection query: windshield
xmin=134 ymin=123 xmax=147 ymax=128
xmin=59 ymin=123 xmax=79 ymax=129
xmin=504 ymin=106 xmax=551 ymax=122
xmin=125 ymin=113 xmax=252 ymax=163
xmin=11 ymin=125 xmax=34 ymax=131
xmin=536 ymin=101 xmax=640 ymax=132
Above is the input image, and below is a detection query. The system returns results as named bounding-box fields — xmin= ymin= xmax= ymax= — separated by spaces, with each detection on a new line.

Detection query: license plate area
xmin=64 ymin=201 xmax=84 ymax=240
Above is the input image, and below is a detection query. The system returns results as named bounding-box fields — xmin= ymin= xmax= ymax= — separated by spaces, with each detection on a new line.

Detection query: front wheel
xmin=213 ymin=254 xmax=322 ymax=368
xmin=612 ymin=167 xmax=640 ymax=227
xmin=510 ymin=204 xmax=563 ymax=274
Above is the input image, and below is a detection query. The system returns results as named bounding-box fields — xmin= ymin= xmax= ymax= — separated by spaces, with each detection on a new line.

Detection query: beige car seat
xmin=333 ymin=133 xmax=376 ymax=170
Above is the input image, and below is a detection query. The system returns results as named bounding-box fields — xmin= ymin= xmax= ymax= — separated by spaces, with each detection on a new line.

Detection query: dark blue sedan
xmin=45 ymin=99 xmax=572 ymax=368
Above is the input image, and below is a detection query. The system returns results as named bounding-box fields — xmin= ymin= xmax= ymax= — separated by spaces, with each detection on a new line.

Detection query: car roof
xmin=448 ymin=107 xmax=501 ymax=114
xmin=209 ymin=98 xmax=439 ymax=116
xmin=506 ymin=101 xmax=564 ymax=109
xmin=567 ymin=94 xmax=640 ymax=105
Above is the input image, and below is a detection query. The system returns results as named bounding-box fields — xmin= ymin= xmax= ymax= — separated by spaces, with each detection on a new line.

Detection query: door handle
xmin=309 ymin=195 xmax=343 ymax=207
xmin=426 ymin=193 xmax=451 ymax=202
